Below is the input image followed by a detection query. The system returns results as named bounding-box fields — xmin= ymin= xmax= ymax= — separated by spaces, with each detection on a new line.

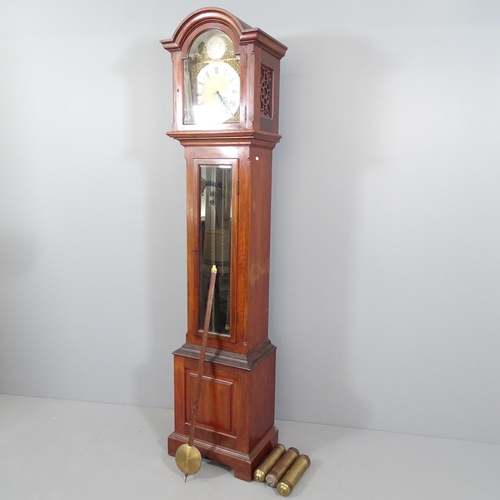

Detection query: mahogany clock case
xmin=161 ymin=8 xmax=287 ymax=481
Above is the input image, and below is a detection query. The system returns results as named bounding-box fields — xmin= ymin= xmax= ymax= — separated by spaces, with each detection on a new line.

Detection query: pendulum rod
xmin=189 ymin=265 xmax=217 ymax=446
xmin=175 ymin=265 xmax=217 ymax=481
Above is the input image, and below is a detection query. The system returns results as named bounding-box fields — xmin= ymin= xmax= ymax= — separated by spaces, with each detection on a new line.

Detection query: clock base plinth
xmin=169 ymin=342 xmax=278 ymax=481
xmin=168 ymin=425 xmax=278 ymax=481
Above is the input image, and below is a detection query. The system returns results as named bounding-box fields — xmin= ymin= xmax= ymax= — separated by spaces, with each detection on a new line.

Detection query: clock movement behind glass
xmin=161 ymin=8 xmax=287 ymax=481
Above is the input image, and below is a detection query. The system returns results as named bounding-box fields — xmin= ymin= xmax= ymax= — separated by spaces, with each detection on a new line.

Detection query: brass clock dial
xmin=183 ymin=29 xmax=240 ymax=125
xmin=195 ymin=62 xmax=240 ymax=124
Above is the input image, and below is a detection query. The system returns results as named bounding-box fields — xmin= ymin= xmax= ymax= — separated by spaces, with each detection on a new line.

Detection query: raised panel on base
xmin=185 ymin=371 xmax=235 ymax=435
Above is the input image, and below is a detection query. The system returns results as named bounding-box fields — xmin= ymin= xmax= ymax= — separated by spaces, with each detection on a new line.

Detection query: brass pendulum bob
xmin=175 ymin=265 xmax=218 ymax=481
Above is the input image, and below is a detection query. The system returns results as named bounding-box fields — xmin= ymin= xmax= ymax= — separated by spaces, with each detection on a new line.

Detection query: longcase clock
xmin=161 ymin=8 xmax=287 ymax=481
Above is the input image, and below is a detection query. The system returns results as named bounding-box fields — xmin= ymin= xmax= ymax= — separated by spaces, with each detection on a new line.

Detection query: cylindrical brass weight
xmin=265 ymin=447 xmax=299 ymax=487
xmin=254 ymin=444 xmax=286 ymax=482
xmin=277 ymin=454 xmax=311 ymax=497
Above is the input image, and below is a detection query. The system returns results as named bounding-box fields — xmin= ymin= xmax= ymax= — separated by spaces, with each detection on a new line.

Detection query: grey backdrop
xmin=1 ymin=0 xmax=499 ymax=444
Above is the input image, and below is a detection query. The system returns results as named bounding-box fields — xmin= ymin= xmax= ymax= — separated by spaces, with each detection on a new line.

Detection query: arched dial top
xmin=161 ymin=8 xmax=251 ymax=54
xmin=184 ymin=30 xmax=241 ymax=125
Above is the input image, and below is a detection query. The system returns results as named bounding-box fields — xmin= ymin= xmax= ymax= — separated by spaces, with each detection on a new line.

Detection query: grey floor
xmin=1 ymin=394 xmax=499 ymax=500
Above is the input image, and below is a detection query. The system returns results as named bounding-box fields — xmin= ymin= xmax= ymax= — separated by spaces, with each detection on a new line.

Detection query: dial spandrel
xmin=184 ymin=30 xmax=240 ymax=125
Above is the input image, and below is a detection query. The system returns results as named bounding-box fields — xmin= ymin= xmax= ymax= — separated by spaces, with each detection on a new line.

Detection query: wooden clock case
xmin=161 ymin=8 xmax=287 ymax=481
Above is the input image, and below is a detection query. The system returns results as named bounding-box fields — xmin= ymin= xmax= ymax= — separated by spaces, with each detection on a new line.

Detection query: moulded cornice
xmin=166 ymin=129 xmax=282 ymax=149
xmin=160 ymin=7 xmax=287 ymax=59
xmin=160 ymin=7 xmax=249 ymax=52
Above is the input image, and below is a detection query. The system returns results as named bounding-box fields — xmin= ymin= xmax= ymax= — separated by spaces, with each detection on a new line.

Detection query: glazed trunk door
xmin=188 ymin=158 xmax=239 ymax=345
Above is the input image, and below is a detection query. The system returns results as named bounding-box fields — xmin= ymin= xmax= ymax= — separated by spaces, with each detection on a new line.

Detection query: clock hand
xmin=215 ymin=91 xmax=233 ymax=115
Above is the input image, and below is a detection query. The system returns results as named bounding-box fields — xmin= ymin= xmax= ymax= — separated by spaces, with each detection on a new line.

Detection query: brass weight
xmin=265 ymin=447 xmax=299 ymax=487
xmin=277 ymin=454 xmax=311 ymax=496
xmin=253 ymin=444 xmax=286 ymax=482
